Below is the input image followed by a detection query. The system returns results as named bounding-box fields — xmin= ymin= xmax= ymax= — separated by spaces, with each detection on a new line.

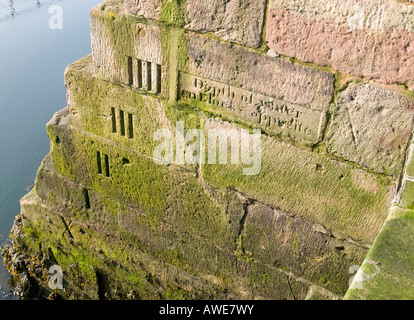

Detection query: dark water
xmin=0 ymin=0 xmax=102 ymax=299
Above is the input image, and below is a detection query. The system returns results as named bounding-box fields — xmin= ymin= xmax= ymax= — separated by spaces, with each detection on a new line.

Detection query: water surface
xmin=0 ymin=0 xmax=103 ymax=299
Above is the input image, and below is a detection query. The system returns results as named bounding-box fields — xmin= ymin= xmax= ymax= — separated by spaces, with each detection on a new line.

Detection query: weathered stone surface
xmin=124 ymin=0 xmax=162 ymax=21
xmin=266 ymin=0 xmax=414 ymax=89
xmin=182 ymin=33 xmax=334 ymax=110
xmin=183 ymin=0 xmax=267 ymax=48
xmin=91 ymin=2 xmax=168 ymax=97
xmin=326 ymin=83 xmax=414 ymax=177
xmin=35 ymin=150 xmax=90 ymax=211
xmin=44 ymin=103 xmax=375 ymax=298
xmin=399 ymin=179 xmax=414 ymax=209
xmin=202 ymin=119 xmax=397 ymax=244
xmin=179 ymin=33 xmax=334 ymax=145
xmin=404 ymin=142 xmax=414 ymax=179
xmin=65 ymin=56 xmax=177 ymax=158
xmin=119 ymin=199 xmax=311 ymax=300
xmin=32 ymin=119 xmax=323 ymax=300
xmin=20 ymin=188 xmax=236 ymax=300
xmin=47 ymin=113 xmax=233 ymax=251
xmin=92 ymin=1 xmax=334 ymax=146
xmin=344 ymin=207 xmax=414 ymax=300
xmin=29 ymin=156 xmax=239 ymax=298
xmin=9 ymin=0 xmax=414 ymax=301
xmin=242 ymin=202 xmax=367 ymax=295
xmin=125 ymin=0 xmax=267 ymax=48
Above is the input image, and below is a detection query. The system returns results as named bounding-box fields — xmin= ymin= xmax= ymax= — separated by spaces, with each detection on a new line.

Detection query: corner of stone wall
xmin=344 ymin=137 xmax=414 ymax=299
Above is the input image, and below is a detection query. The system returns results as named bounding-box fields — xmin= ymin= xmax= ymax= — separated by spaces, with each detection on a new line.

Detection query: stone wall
xmin=6 ymin=0 xmax=414 ymax=299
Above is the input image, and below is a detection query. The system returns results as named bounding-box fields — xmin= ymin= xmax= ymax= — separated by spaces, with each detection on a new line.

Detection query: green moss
xmin=201 ymin=131 xmax=392 ymax=244
xmin=395 ymin=82 xmax=414 ymax=98
xmin=291 ymin=232 xmax=299 ymax=252
xmin=160 ymin=0 xmax=185 ymax=28
xmin=400 ymin=180 xmax=414 ymax=209
xmin=65 ymin=56 xmax=180 ymax=159
xmin=48 ymin=113 xmax=234 ymax=250
xmin=160 ymin=25 xmax=188 ymax=103
xmin=289 ymin=56 xmax=335 ymax=75
xmin=257 ymin=0 xmax=270 ymax=52
xmin=345 ymin=207 xmax=414 ymax=300
xmin=126 ymin=275 xmax=143 ymax=287
xmin=23 ymin=225 xmax=43 ymax=243
xmin=17 ymin=151 xmax=241 ymax=299
xmin=164 ymin=283 xmax=188 ymax=300
xmin=160 ymin=249 xmax=189 ymax=270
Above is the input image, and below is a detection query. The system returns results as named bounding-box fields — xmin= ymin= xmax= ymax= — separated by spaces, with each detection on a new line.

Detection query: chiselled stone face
xmin=7 ymin=0 xmax=414 ymax=300
xmin=178 ymin=33 xmax=335 ymax=145
xmin=266 ymin=0 xmax=414 ymax=90
xmin=124 ymin=0 xmax=267 ymax=47
xmin=326 ymin=83 xmax=414 ymax=177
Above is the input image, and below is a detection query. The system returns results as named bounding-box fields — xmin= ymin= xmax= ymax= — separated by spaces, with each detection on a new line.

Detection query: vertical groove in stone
xmin=119 ymin=109 xmax=125 ymax=136
xmin=97 ymin=151 xmax=102 ymax=174
xmin=128 ymin=113 xmax=134 ymax=139
xmin=147 ymin=61 xmax=152 ymax=91
xmin=127 ymin=56 xmax=133 ymax=86
xmin=111 ymin=107 xmax=117 ymax=133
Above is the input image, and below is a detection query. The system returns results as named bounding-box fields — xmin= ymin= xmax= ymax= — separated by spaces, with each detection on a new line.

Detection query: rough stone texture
xmin=326 ymin=83 xmax=414 ymax=177
xmin=7 ymin=0 xmax=414 ymax=300
xmin=182 ymin=33 xmax=334 ymax=111
xmin=45 ymin=66 xmax=371 ymax=297
xmin=242 ymin=202 xmax=367 ymax=295
xmin=65 ymin=56 xmax=177 ymax=158
xmin=202 ymin=119 xmax=396 ymax=245
xmin=344 ymin=207 xmax=414 ymax=299
xmin=22 ymin=111 xmax=341 ymax=299
xmin=47 ymin=114 xmax=232 ymax=250
xmin=124 ymin=0 xmax=162 ymax=21
xmin=179 ymin=33 xmax=334 ymax=145
xmin=91 ymin=2 xmax=168 ymax=98
xmin=124 ymin=0 xmax=267 ymax=48
xmin=267 ymin=0 xmax=414 ymax=89
xmin=92 ymin=0 xmax=335 ymax=146
xmin=345 ymin=136 xmax=414 ymax=299
xmin=183 ymin=0 xmax=267 ymax=48
xmin=19 ymin=183 xmax=236 ymax=300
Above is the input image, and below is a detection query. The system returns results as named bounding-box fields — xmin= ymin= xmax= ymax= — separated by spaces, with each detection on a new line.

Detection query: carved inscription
xmin=178 ymin=72 xmax=325 ymax=144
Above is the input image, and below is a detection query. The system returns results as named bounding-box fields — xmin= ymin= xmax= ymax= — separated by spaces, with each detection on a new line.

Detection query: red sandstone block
xmin=178 ymin=33 xmax=335 ymax=145
xmin=125 ymin=0 xmax=267 ymax=48
xmin=266 ymin=0 xmax=414 ymax=89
